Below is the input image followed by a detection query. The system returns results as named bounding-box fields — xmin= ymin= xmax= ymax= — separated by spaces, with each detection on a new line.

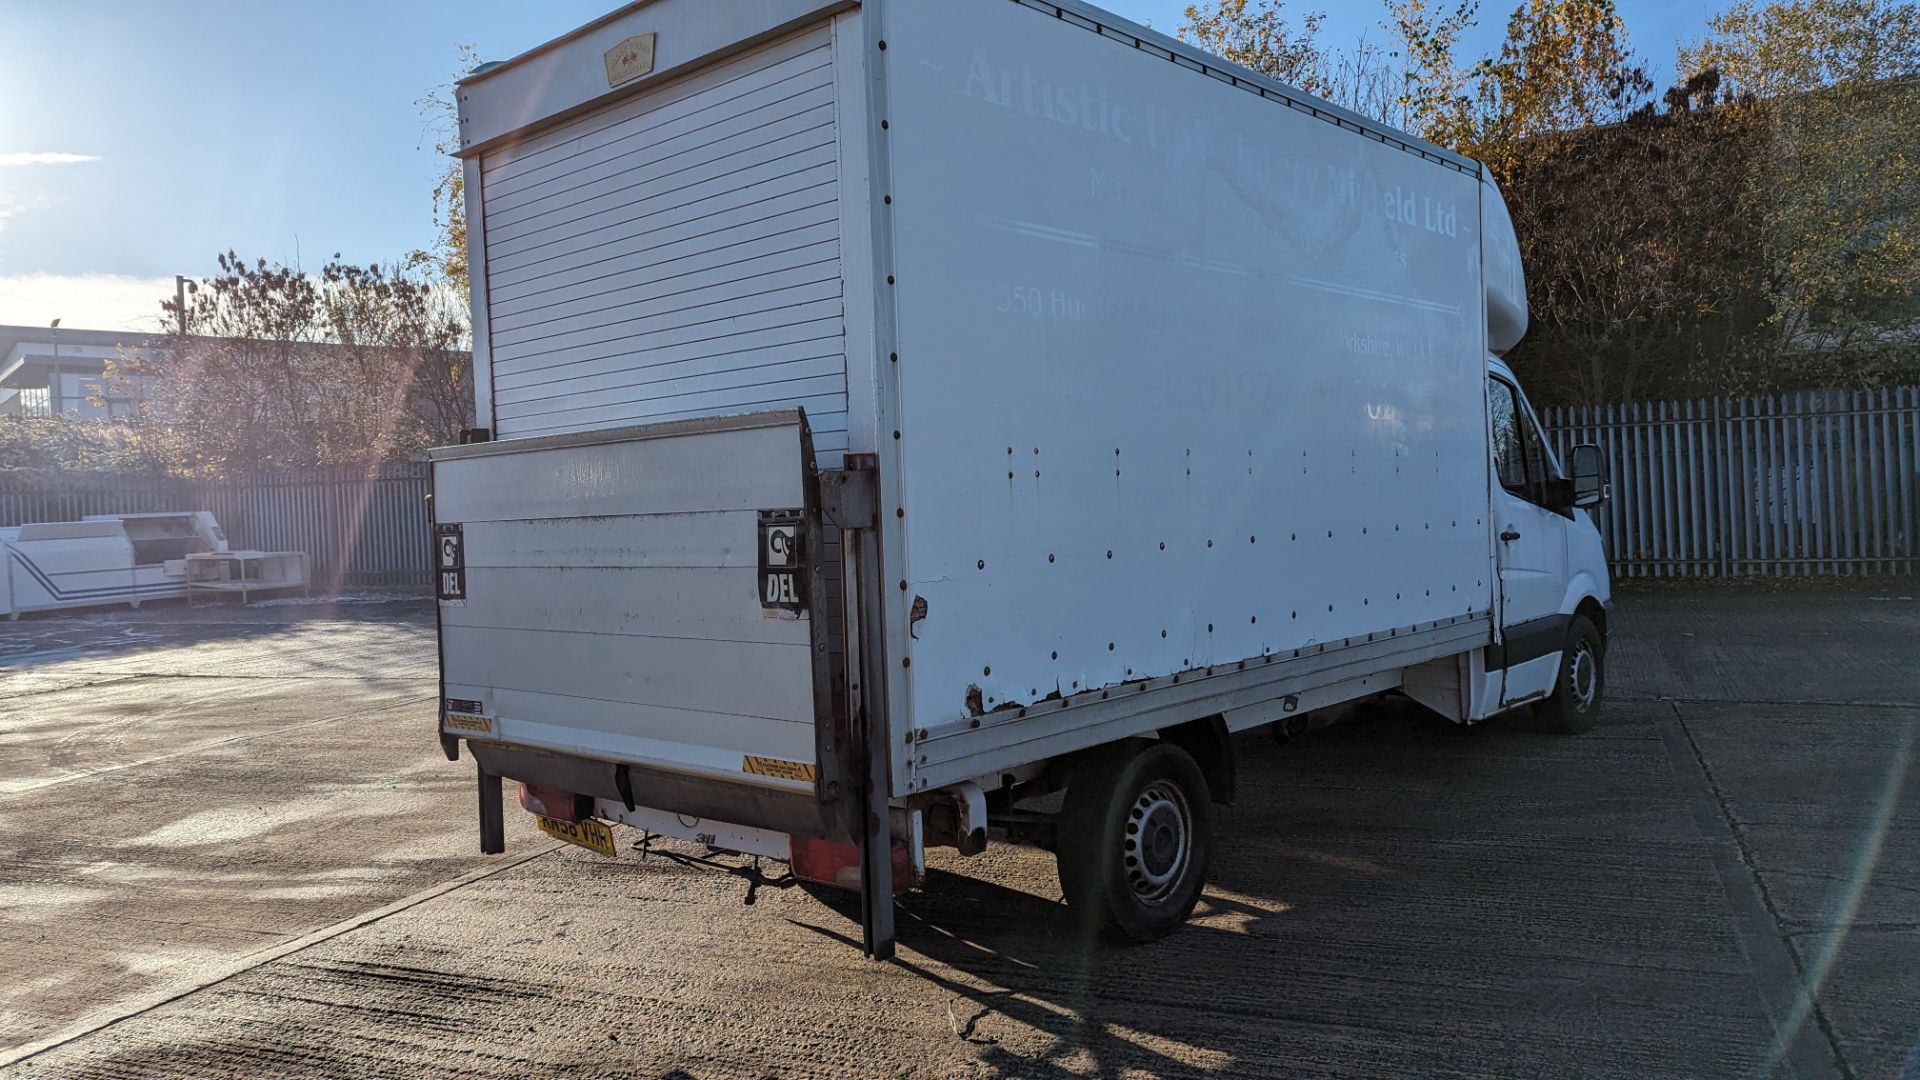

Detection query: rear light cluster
xmin=518 ymin=783 xmax=594 ymax=823
xmin=788 ymin=835 xmax=913 ymax=894
xmin=519 ymin=784 xmax=910 ymax=895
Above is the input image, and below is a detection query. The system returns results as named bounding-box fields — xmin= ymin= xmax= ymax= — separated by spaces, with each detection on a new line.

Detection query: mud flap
xmin=478 ymin=763 xmax=505 ymax=855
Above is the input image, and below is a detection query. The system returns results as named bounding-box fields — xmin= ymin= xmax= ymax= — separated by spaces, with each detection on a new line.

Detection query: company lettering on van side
xmin=958 ymin=47 xmax=1461 ymax=235
xmin=963 ymin=48 xmax=1135 ymax=143
xmin=1383 ymin=186 xmax=1459 ymax=237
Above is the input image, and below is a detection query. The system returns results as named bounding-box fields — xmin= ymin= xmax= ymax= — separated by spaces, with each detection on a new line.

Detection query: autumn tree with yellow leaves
xmin=1178 ymin=0 xmax=1920 ymax=402
xmin=1683 ymin=0 xmax=1920 ymax=386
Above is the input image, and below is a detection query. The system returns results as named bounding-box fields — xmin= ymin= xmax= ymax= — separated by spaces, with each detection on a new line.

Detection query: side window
xmin=1516 ymin=397 xmax=1558 ymax=487
xmin=1489 ymin=378 xmax=1529 ymax=496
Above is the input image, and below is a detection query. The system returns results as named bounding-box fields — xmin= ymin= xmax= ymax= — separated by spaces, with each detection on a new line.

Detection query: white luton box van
xmin=430 ymin=0 xmax=1613 ymax=956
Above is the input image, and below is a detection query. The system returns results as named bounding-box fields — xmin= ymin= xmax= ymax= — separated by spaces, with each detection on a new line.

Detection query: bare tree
xmin=104 ymin=252 xmax=472 ymax=476
xmin=415 ymin=44 xmax=481 ymax=296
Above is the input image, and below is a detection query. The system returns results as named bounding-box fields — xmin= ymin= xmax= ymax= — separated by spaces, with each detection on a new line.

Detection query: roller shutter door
xmin=478 ymin=24 xmax=847 ymax=455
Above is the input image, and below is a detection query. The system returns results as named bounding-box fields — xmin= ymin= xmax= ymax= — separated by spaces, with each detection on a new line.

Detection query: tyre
xmin=1056 ymin=741 xmax=1213 ymax=942
xmin=1535 ymin=614 xmax=1604 ymax=734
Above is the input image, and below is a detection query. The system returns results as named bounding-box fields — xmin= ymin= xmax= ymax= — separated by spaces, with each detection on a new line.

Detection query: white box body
xmin=437 ymin=0 xmax=1535 ymax=818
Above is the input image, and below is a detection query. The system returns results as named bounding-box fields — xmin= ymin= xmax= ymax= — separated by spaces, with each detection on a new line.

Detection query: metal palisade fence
xmin=1542 ymin=387 xmax=1920 ymax=578
xmin=0 ymin=465 xmax=432 ymax=590
xmin=1 ymin=387 xmax=1915 ymax=590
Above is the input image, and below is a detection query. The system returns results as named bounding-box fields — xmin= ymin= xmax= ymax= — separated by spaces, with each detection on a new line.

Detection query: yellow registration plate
xmin=537 ymin=815 xmax=618 ymax=858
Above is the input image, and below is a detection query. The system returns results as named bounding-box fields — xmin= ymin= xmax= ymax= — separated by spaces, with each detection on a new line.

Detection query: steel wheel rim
xmin=1123 ymin=779 xmax=1192 ymax=905
xmin=1569 ymin=641 xmax=1598 ymax=711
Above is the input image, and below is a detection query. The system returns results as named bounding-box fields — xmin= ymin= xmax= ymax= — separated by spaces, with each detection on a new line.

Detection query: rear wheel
xmin=1056 ymin=741 xmax=1212 ymax=941
xmin=1535 ymin=615 xmax=1604 ymax=734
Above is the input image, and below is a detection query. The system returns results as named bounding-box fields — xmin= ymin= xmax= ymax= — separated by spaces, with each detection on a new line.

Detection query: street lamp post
xmin=49 ymin=318 xmax=61 ymax=417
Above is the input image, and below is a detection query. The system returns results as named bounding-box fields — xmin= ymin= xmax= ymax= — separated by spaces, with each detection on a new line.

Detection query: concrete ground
xmin=0 ymin=589 xmax=1913 ymax=1078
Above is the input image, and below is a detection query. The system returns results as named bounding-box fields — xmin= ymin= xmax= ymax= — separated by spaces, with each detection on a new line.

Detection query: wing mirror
xmin=1569 ymin=443 xmax=1608 ymax=509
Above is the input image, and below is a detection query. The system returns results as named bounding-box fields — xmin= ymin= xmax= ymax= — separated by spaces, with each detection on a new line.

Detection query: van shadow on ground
xmin=793 ymin=700 xmax=1778 ymax=1078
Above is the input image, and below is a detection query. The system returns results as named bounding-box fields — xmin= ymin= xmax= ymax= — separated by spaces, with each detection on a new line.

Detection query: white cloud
xmin=0 ymin=152 xmax=101 ymax=167
xmin=0 ymin=273 xmax=178 ymax=331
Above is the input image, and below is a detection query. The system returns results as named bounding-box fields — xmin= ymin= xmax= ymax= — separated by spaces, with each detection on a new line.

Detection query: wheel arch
xmin=1159 ymin=715 xmax=1235 ymax=806
xmin=1559 ymin=569 xmax=1609 ymax=638
xmin=1573 ymin=594 xmax=1608 ymax=645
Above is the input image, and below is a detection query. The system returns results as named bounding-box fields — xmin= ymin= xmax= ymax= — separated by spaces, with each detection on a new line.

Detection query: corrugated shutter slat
xmin=482 ymin=25 xmax=846 ymax=448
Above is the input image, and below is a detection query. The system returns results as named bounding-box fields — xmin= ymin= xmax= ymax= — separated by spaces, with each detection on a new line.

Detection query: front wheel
xmin=1535 ymin=614 xmax=1604 ymax=734
xmin=1056 ymin=741 xmax=1213 ymax=942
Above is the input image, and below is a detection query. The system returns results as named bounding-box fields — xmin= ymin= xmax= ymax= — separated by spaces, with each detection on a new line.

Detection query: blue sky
xmin=0 ymin=0 xmax=1717 ymax=330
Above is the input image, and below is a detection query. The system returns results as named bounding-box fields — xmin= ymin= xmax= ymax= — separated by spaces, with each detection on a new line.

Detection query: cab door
xmin=1488 ymin=375 xmax=1570 ymax=707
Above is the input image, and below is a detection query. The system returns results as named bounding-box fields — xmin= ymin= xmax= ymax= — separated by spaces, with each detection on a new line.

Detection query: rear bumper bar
xmin=468 ymin=740 xmax=846 ymax=841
